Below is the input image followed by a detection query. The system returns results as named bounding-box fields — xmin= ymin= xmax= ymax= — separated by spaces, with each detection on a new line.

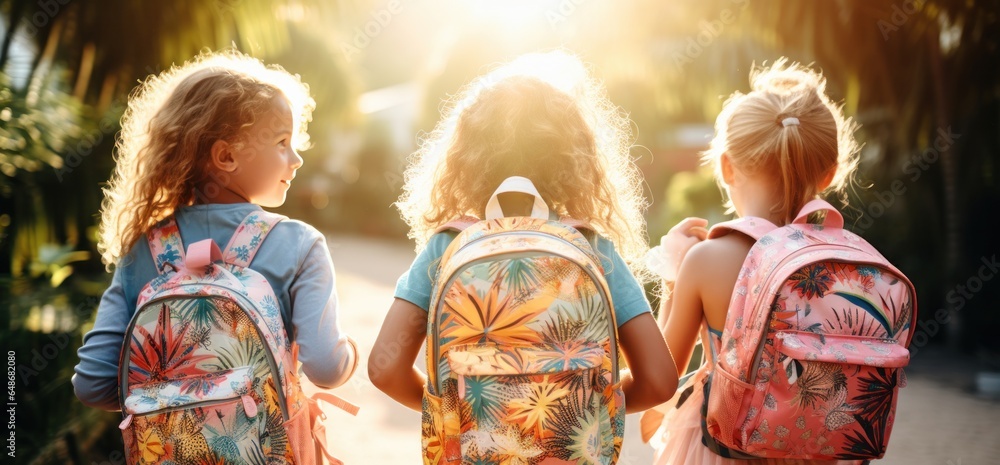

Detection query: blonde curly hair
xmin=99 ymin=50 xmax=314 ymax=268
xmin=702 ymin=58 xmax=861 ymax=224
xmin=396 ymin=51 xmax=650 ymax=275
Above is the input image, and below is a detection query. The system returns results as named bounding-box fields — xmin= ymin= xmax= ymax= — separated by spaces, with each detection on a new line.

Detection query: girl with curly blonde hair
xmin=370 ymin=51 xmax=677 ymax=446
xmin=74 ymin=50 xmax=357 ymax=412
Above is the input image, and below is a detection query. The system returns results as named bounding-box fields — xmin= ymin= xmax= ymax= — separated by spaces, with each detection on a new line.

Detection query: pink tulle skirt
xmin=647 ymin=364 xmax=860 ymax=465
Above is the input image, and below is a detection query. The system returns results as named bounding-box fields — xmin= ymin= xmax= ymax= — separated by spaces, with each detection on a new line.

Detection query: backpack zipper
xmin=429 ymin=231 xmax=617 ymax=395
xmin=119 ymin=285 xmax=288 ymax=421
xmin=119 ymin=393 xmax=257 ymax=430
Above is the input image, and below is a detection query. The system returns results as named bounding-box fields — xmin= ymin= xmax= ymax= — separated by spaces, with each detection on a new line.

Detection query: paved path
xmin=305 ymin=235 xmax=1000 ymax=465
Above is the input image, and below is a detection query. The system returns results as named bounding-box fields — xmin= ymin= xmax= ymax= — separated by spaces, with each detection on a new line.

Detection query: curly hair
xmin=396 ymin=51 xmax=650 ymax=276
xmin=702 ymin=58 xmax=862 ymax=224
xmin=98 ymin=50 xmax=314 ymax=268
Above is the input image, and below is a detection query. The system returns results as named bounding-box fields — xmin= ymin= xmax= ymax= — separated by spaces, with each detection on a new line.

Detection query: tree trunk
xmin=0 ymin=0 xmax=28 ymax=70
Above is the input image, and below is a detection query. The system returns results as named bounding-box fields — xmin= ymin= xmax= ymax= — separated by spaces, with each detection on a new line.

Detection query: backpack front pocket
xmin=439 ymin=342 xmax=618 ymax=464
xmin=120 ymin=366 xmax=265 ymax=465
xmin=741 ymin=331 xmax=909 ymax=460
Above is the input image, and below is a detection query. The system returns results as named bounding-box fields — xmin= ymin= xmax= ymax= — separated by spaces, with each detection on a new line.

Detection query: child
xmin=643 ymin=59 xmax=864 ymax=465
xmin=73 ymin=51 xmax=357 ymax=459
xmin=369 ymin=51 xmax=678 ymax=462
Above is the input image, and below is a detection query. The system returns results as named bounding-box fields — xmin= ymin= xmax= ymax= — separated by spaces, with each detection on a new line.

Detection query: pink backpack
xmin=117 ymin=212 xmax=358 ymax=464
xmin=703 ymin=200 xmax=916 ymax=461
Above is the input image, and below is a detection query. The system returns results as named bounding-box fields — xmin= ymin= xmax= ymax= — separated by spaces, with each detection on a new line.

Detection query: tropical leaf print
xmin=823 ymin=306 xmax=889 ymax=338
xmin=156 ymin=243 xmax=182 ymax=268
xmin=214 ymin=299 xmax=256 ymax=340
xmin=791 ymin=362 xmax=847 ymax=409
xmin=441 ymin=281 xmax=555 ymax=346
xmin=179 ymin=370 xmax=232 ymax=396
xmin=853 ymin=367 xmax=897 ymax=426
xmin=176 ymin=298 xmax=222 ymax=331
xmin=881 ymin=293 xmax=912 ymax=337
xmin=129 ymin=304 xmax=211 ymax=385
xmin=462 ymin=423 xmax=545 ymax=464
xmin=534 ymin=340 xmax=603 ymax=373
xmin=208 ymin=337 xmax=270 ymax=382
xmin=788 ymin=264 xmax=834 ymax=299
xmin=818 ymin=387 xmax=858 ymax=431
xmin=170 ymin=411 xmax=214 ymax=463
xmin=463 ymin=376 xmax=506 ymax=426
xmin=489 ymin=258 xmax=541 ymax=301
xmin=536 ymin=296 xmax=608 ymax=344
xmin=843 ymin=416 xmax=884 ymax=458
xmin=833 ymin=292 xmax=893 ymax=336
xmin=566 ymin=407 xmax=613 ymax=464
xmin=136 ymin=428 xmax=167 ymax=463
xmin=507 ymin=380 xmax=570 ymax=434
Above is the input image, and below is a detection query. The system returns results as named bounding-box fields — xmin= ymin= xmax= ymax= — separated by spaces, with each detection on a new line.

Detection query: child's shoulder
xmin=272 ymin=217 xmax=325 ymax=242
xmin=685 ymin=233 xmax=755 ymax=276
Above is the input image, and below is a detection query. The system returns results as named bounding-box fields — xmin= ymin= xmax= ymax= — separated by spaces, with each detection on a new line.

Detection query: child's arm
xmin=599 ymin=237 xmax=679 ymax=413
xmin=661 ymin=235 xmax=751 ymax=373
xmin=659 ymin=249 xmax=705 ymax=375
xmin=618 ymin=313 xmax=679 ymax=413
xmin=369 ymin=298 xmax=427 ymax=411
xmin=73 ymin=271 xmax=129 ymax=411
xmin=289 ymin=233 xmax=358 ymax=389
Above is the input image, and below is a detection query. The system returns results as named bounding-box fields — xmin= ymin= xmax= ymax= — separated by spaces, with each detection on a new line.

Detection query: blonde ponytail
xmin=702 ymin=58 xmax=860 ymax=224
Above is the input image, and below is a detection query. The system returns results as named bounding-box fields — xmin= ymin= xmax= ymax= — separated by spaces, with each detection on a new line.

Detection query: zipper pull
xmin=119 ymin=414 xmax=133 ymax=430
xmin=242 ymin=395 xmax=258 ymax=418
xmin=457 ymin=375 xmax=466 ymax=400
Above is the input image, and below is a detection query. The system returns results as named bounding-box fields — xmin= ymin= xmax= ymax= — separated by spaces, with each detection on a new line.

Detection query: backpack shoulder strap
xmin=707 ymin=217 xmax=779 ymax=241
xmin=433 ymin=215 xmax=480 ymax=234
xmin=222 ymin=211 xmax=286 ymax=268
xmin=558 ymin=217 xmax=594 ymax=232
xmin=147 ymin=217 xmax=185 ymax=274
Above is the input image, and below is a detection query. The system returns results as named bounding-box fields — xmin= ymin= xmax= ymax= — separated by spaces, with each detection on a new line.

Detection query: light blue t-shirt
xmin=73 ymin=203 xmax=357 ymax=411
xmin=395 ymin=230 xmax=651 ymax=326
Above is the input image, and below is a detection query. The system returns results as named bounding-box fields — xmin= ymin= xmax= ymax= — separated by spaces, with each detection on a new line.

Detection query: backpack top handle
xmin=792 ymin=199 xmax=844 ymax=229
xmin=484 ymin=176 xmax=550 ymax=220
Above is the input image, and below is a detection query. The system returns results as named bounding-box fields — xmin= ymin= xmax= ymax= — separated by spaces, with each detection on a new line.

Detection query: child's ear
xmin=210 ymin=140 xmax=238 ymax=172
xmin=818 ymin=167 xmax=837 ymax=191
xmin=721 ymin=153 xmax=736 ymax=187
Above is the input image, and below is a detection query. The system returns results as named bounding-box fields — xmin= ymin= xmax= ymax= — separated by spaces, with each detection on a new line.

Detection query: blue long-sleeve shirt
xmin=72 ymin=203 xmax=357 ymax=411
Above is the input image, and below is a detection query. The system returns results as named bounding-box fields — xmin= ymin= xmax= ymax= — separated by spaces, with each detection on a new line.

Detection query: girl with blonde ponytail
xmin=643 ymin=59 xmax=864 ymax=465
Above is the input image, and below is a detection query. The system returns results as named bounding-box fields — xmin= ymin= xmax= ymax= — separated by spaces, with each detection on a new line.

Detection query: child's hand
xmin=645 ymin=217 xmax=709 ymax=282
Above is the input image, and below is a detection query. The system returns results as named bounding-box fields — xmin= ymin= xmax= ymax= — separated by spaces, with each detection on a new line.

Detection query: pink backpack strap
xmin=307 ymin=392 xmax=359 ymax=465
xmin=434 ymin=215 xmax=480 ymax=234
xmin=222 ymin=211 xmax=286 ymax=268
xmin=558 ymin=217 xmax=594 ymax=233
xmin=707 ymin=217 xmax=779 ymax=241
xmin=147 ymin=217 xmax=186 ymax=274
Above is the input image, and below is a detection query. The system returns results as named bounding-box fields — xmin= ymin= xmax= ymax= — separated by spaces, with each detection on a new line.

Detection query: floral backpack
xmin=421 ymin=176 xmax=625 ymax=465
xmin=702 ymin=199 xmax=917 ymax=461
xmin=117 ymin=212 xmax=358 ymax=465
